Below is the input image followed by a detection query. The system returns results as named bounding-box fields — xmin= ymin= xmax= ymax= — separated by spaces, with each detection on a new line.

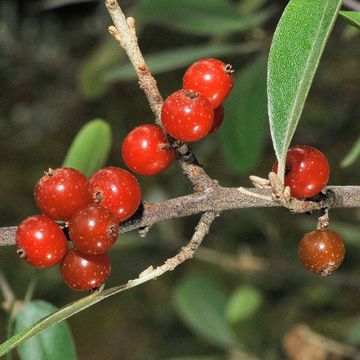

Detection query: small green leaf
xmin=341 ymin=136 xmax=360 ymax=167
xmin=173 ymin=275 xmax=237 ymax=349
xmin=14 ymin=301 xmax=77 ymax=360
xmin=225 ymin=286 xmax=263 ymax=323
xmin=62 ymin=119 xmax=112 ymax=177
xmin=104 ymin=42 xmax=261 ymax=82
xmin=137 ymin=0 xmax=271 ymax=36
xmin=340 ymin=11 xmax=360 ymax=30
xmin=268 ymin=0 xmax=342 ymax=179
xmin=220 ymin=56 xmax=267 ymax=173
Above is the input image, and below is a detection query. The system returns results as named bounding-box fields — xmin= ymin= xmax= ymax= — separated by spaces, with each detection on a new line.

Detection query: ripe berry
xmin=69 ymin=204 xmax=119 ymax=255
xmin=16 ymin=215 xmax=67 ymax=268
xmin=183 ymin=58 xmax=234 ymax=108
xmin=298 ymin=229 xmax=345 ymax=276
xmin=35 ymin=167 xmax=92 ymax=221
xmin=60 ymin=249 xmax=111 ymax=291
xmin=209 ymin=105 xmax=224 ymax=134
xmin=273 ymin=145 xmax=330 ymax=199
xmin=89 ymin=167 xmax=141 ymax=222
xmin=122 ymin=124 xmax=174 ymax=176
xmin=161 ymin=89 xmax=214 ymax=142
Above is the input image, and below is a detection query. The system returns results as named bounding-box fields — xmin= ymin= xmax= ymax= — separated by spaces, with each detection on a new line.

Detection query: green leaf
xmin=104 ymin=42 xmax=261 ymax=82
xmin=77 ymin=37 xmax=124 ymax=99
xmin=0 ymin=284 xmax=126 ymax=357
xmin=225 ymin=286 xmax=263 ymax=323
xmin=267 ymin=0 xmax=341 ymax=179
xmin=340 ymin=11 xmax=360 ymax=30
xmin=173 ymin=275 xmax=237 ymax=349
xmin=220 ymin=56 xmax=267 ymax=173
xmin=62 ymin=119 xmax=112 ymax=177
xmin=14 ymin=301 xmax=77 ymax=360
xmin=137 ymin=0 xmax=272 ymax=36
xmin=341 ymin=136 xmax=360 ymax=167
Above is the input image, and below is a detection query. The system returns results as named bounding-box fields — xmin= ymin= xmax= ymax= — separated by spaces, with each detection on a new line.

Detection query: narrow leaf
xmin=340 ymin=11 xmax=360 ymax=30
xmin=62 ymin=119 xmax=112 ymax=177
xmin=341 ymin=136 xmax=360 ymax=167
xmin=268 ymin=0 xmax=342 ymax=179
xmin=104 ymin=42 xmax=261 ymax=82
xmin=137 ymin=0 xmax=272 ymax=36
xmin=225 ymin=286 xmax=262 ymax=323
xmin=14 ymin=301 xmax=77 ymax=360
xmin=220 ymin=56 xmax=267 ymax=173
xmin=173 ymin=275 xmax=237 ymax=349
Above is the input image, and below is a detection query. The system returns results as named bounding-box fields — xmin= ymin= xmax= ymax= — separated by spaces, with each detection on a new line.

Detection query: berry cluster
xmin=16 ymin=167 xmax=141 ymax=291
xmin=15 ymin=57 xmax=233 ymax=292
xmin=161 ymin=58 xmax=233 ymax=143
xmin=272 ymin=145 xmax=345 ymax=275
xmin=121 ymin=58 xmax=234 ymax=177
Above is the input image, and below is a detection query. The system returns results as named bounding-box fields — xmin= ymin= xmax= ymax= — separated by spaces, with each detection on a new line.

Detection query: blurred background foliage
xmin=0 ymin=0 xmax=359 ymax=359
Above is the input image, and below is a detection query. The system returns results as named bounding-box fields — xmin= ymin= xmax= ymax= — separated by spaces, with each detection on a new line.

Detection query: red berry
xmin=89 ymin=167 xmax=141 ymax=222
xmin=161 ymin=90 xmax=214 ymax=142
xmin=69 ymin=204 xmax=119 ymax=255
xmin=122 ymin=124 xmax=174 ymax=176
xmin=209 ymin=105 xmax=224 ymax=134
xmin=60 ymin=249 xmax=111 ymax=291
xmin=273 ymin=145 xmax=330 ymax=199
xmin=35 ymin=167 xmax=92 ymax=221
xmin=183 ymin=58 xmax=234 ymax=108
xmin=298 ymin=229 xmax=345 ymax=276
xmin=16 ymin=215 xmax=67 ymax=268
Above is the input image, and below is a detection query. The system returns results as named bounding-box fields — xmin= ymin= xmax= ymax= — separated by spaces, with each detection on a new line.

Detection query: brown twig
xmin=104 ymin=0 xmax=214 ymax=192
xmin=1 ymin=185 xmax=359 ymax=246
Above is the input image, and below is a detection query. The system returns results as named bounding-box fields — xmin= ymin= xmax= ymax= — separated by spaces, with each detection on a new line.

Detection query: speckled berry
xmin=69 ymin=204 xmax=119 ymax=255
xmin=89 ymin=167 xmax=141 ymax=222
xmin=60 ymin=249 xmax=111 ymax=291
xmin=161 ymin=89 xmax=214 ymax=142
xmin=273 ymin=145 xmax=330 ymax=199
xmin=183 ymin=58 xmax=234 ymax=108
xmin=16 ymin=215 xmax=68 ymax=268
xmin=298 ymin=229 xmax=345 ymax=276
xmin=35 ymin=167 xmax=92 ymax=221
xmin=122 ymin=124 xmax=174 ymax=175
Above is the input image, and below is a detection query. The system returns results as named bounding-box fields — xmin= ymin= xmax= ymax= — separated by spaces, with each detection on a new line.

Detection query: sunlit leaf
xmin=14 ymin=301 xmax=77 ymax=360
xmin=267 ymin=0 xmax=341 ymax=179
xmin=220 ymin=56 xmax=267 ymax=173
xmin=62 ymin=119 xmax=112 ymax=177
xmin=173 ymin=275 xmax=237 ymax=349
